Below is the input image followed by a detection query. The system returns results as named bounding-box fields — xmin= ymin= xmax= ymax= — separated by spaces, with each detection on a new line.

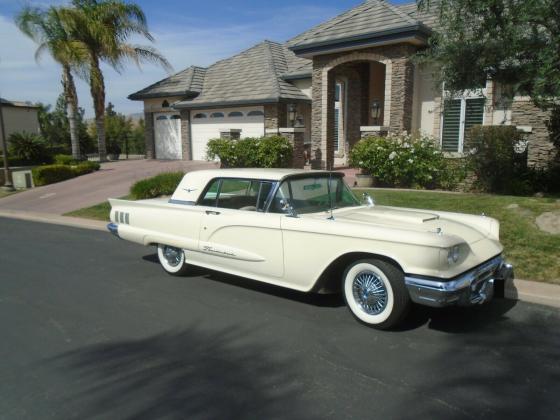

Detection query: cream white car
xmin=108 ymin=169 xmax=513 ymax=329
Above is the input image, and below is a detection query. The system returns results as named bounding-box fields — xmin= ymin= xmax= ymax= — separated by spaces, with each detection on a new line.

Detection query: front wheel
xmin=157 ymin=244 xmax=189 ymax=276
xmin=342 ymin=259 xmax=410 ymax=330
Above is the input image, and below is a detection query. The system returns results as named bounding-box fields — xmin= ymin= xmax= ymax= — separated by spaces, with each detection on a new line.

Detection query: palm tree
xmin=63 ymin=0 xmax=172 ymax=162
xmin=15 ymin=6 xmax=87 ymax=161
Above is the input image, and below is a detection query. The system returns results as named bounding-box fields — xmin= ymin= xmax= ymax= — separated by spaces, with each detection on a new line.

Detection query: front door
xmin=154 ymin=113 xmax=182 ymax=159
xmin=197 ymin=178 xmax=283 ymax=278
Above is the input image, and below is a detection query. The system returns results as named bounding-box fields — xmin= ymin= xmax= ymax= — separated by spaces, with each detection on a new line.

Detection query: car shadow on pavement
xmin=142 ymin=253 xmax=345 ymax=308
xmin=48 ymin=325 xmax=318 ymax=420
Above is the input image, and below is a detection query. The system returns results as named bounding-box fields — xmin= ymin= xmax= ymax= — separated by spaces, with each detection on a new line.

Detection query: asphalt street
xmin=0 ymin=217 xmax=559 ymax=420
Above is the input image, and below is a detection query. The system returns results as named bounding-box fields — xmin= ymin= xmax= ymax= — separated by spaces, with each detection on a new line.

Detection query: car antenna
xmin=327 ymin=162 xmax=335 ymax=220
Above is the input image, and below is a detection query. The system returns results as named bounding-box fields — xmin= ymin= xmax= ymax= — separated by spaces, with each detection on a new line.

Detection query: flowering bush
xmin=349 ymin=132 xmax=462 ymax=189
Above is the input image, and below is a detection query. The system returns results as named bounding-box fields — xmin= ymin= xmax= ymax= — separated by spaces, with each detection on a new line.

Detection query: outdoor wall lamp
xmin=288 ymin=103 xmax=297 ymax=126
xmin=371 ymin=99 xmax=382 ymax=124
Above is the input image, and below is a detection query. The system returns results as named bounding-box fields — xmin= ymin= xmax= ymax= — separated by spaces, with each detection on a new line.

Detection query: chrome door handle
xmin=205 ymin=210 xmax=221 ymax=215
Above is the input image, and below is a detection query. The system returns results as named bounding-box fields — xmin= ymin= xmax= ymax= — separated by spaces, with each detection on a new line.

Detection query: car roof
xmin=170 ymin=168 xmax=343 ymax=204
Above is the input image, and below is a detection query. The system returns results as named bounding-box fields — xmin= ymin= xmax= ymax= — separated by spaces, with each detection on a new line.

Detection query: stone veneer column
xmin=389 ymin=56 xmax=414 ymax=133
xmin=511 ymin=99 xmax=554 ymax=169
xmin=180 ymin=109 xmax=191 ymax=161
xmin=264 ymin=104 xmax=288 ymax=135
xmin=279 ymin=128 xmax=306 ymax=169
xmin=311 ymin=61 xmax=335 ymax=169
xmin=144 ymin=111 xmax=155 ymax=159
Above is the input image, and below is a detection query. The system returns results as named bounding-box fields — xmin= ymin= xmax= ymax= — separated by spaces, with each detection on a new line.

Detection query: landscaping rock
xmin=536 ymin=212 xmax=560 ymax=234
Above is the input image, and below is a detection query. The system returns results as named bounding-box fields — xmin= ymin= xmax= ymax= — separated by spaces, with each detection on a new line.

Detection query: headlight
xmin=447 ymin=245 xmax=460 ymax=265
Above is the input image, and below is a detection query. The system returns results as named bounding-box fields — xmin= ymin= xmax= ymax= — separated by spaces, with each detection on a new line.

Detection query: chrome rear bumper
xmin=405 ymin=256 xmax=514 ymax=308
xmin=107 ymin=223 xmax=120 ymax=238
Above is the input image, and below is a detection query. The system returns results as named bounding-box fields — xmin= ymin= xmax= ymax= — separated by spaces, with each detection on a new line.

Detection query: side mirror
xmin=362 ymin=192 xmax=375 ymax=208
xmin=280 ymin=199 xmax=298 ymax=218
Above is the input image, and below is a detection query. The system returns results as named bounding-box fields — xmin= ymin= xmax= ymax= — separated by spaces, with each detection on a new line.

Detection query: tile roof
xmin=0 ymin=98 xmax=39 ymax=108
xmin=287 ymin=0 xmax=434 ymax=51
xmin=128 ymin=66 xmax=207 ymax=100
xmin=174 ymin=41 xmax=311 ymax=109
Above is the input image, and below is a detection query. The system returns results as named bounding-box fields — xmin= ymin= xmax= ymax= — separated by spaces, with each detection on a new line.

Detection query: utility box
xmin=11 ymin=168 xmax=34 ymax=189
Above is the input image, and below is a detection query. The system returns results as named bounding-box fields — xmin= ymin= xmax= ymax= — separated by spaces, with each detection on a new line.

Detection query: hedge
xmin=130 ymin=172 xmax=184 ymax=199
xmin=206 ymin=136 xmax=293 ymax=168
xmin=31 ymin=161 xmax=101 ymax=186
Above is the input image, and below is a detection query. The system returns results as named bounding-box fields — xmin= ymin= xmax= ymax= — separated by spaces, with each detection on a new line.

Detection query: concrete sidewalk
xmin=0 ymin=159 xmax=216 ymax=215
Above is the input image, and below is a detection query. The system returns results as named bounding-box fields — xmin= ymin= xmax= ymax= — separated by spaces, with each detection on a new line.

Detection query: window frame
xmin=197 ymin=177 xmax=278 ymax=212
xmin=440 ymin=89 xmax=486 ymax=154
xmin=210 ymin=112 xmax=225 ymax=119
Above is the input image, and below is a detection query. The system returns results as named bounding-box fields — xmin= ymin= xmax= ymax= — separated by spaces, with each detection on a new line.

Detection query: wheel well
xmin=312 ymin=252 xmax=404 ymax=294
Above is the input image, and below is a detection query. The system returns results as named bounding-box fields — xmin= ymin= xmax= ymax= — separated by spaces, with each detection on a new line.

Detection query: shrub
xmin=466 ymin=126 xmax=529 ymax=194
xmin=32 ymin=164 xmax=75 ymax=186
xmin=206 ymin=136 xmax=293 ymax=168
xmin=31 ymin=161 xmax=101 ymax=186
xmin=54 ymin=154 xmax=76 ymax=165
xmin=130 ymin=172 xmax=184 ymax=199
xmin=72 ymin=161 xmax=100 ymax=176
xmin=8 ymin=132 xmax=51 ymax=164
xmin=349 ymin=132 xmax=461 ymax=189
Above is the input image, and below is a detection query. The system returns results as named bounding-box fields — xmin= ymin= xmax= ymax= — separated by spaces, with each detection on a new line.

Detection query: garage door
xmin=154 ymin=113 xmax=182 ymax=160
xmin=191 ymin=107 xmax=265 ymax=161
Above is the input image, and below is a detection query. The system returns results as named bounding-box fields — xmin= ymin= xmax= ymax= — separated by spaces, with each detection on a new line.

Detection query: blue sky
xmin=0 ymin=0 xmax=412 ymax=117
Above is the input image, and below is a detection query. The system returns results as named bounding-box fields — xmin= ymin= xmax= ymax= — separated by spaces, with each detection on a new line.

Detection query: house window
xmin=441 ymin=97 xmax=485 ymax=153
xmin=193 ymin=113 xmax=207 ymax=119
xmin=247 ymin=110 xmax=264 ymax=117
xmin=162 ymin=100 xmax=170 ymax=108
xmin=228 ymin=111 xmax=244 ymax=117
xmin=334 ymin=82 xmax=344 ymax=152
xmin=210 ymin=112 xmax=225 ymax=118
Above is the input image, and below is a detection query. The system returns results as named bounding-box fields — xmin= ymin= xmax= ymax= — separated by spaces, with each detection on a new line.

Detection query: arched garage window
xmin=228 ymin=111 xmax=244 ymax=117
xmin=210 ymin=112 xmax=225 ymax=118
xmin=193 ymin=113 xmax=207 ymax=119
xmin=156 ymin=115 xmax=168 ymax=120
xmin=247 ymin=110 xmax=264 ymax=117
xmin=170 ymin=115 xmax=181 ymax=120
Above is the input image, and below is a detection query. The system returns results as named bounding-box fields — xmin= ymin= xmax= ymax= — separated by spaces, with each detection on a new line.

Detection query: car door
xmin=197 ymin=178 xmax=284 ymax=278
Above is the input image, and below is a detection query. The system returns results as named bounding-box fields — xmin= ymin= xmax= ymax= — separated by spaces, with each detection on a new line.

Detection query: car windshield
xmin=271 ymin=175 xmax=361 ymax=215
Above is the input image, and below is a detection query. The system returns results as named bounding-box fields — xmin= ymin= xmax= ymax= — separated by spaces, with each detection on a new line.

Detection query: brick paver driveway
xmin=0 ymin=159 xmax=216 ymax=214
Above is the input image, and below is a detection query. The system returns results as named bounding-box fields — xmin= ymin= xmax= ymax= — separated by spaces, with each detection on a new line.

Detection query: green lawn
xmin=66 ymin=189 xmax=560 ymax=284
xmin=0 ymin=189 xmax=19 ymax=199
xmin=357 ymin=189 xmax=560 ymax=284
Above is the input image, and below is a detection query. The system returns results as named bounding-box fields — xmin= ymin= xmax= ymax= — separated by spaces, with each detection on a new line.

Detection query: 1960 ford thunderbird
xmin=107 ymin=169 xmax=513 ymax=329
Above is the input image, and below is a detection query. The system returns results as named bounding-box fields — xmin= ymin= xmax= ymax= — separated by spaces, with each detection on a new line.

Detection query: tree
xmin=38 ymin=93 xmax=93 ymax=154
xmin=417 ymin=0 xmax=560 ymax=148
xmin=62 ymin=0 xmax=171 ymax=162
xmin=15 ymin=6 xmax=88 ymax=160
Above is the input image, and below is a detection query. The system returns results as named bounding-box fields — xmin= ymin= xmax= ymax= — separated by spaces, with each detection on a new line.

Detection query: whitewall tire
xmin=342 ymin=259 xmax=410 ymax=330
xmin=157 ymin=244 xmax=189 ymax=276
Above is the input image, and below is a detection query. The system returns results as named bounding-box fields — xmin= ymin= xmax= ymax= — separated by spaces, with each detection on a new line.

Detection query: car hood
xmin=320 ymin=206 xmax=494 ymax=245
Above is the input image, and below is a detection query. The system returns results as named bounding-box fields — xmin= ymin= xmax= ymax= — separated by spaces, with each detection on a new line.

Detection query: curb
xmin=0 ymin=210 xmax=559 ymax=310
xmin=0 ymin=209 xmax=107 ymax=232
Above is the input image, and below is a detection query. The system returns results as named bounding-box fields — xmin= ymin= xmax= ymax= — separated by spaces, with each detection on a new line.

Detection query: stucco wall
xmin=0 ymin=106 xmax=40 ymax=143
xmin=143 ymin=97 xmax=184 ymax=114
xmin=292 ymin=79 xmax=312 ymax=99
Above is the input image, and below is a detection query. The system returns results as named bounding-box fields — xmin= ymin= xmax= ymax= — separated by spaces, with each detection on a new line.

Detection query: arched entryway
xmin=310 ymin=52 xmax=402 ymax=170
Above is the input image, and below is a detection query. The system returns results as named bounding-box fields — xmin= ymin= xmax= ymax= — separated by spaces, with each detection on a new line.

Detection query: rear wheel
xmin=342 ymin=258 xmax=410 ymax=330
xmin=157 ymin=244 xmax=189 ymax=276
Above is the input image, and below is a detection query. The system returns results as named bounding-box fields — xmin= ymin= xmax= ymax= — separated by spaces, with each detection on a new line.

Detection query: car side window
xmin=200 ymin=179 xmax=221 ymax=207
xmin=200 ymin=179 xmax=275 ymax=211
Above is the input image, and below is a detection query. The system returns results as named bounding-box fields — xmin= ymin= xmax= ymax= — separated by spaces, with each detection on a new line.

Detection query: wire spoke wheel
xmin=352 ymin=271 xmax=388 ymax=315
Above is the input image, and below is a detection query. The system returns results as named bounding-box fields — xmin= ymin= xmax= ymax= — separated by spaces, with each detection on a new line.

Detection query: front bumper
xmin=405 ymin=256 xmax=514 ymax=308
